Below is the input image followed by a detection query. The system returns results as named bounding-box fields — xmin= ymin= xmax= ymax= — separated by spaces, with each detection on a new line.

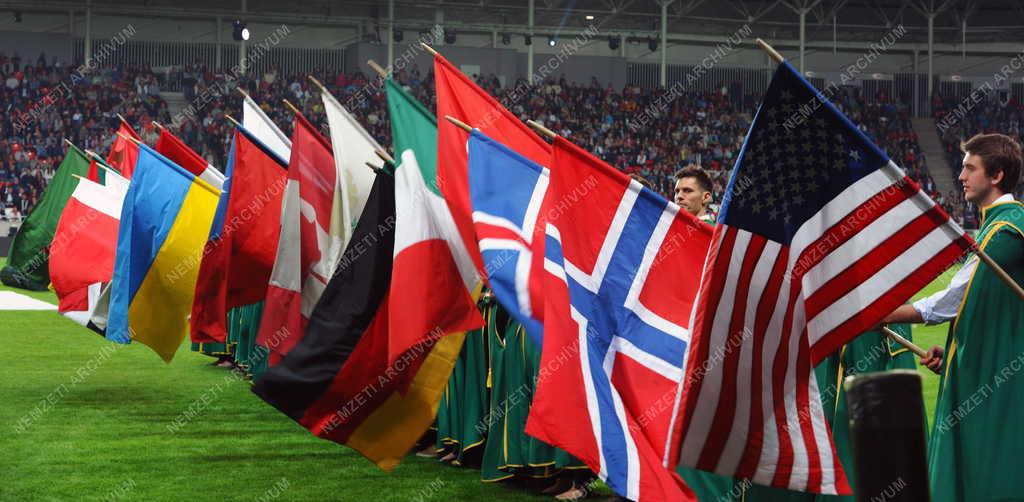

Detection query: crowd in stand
xmin=0 ymin=51 xmax=171 ymax=225
xmin=2 ymin=52 xmax=963 ymax=231
xmin=134 ymin=61 xmax=949 ymax=217
xmin=934 ymin=91 xmax=1024 ymax=229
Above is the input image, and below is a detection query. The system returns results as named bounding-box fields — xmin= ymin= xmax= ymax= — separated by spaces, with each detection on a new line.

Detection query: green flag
xmin=1 ymin=145 xmax=91 ymax=290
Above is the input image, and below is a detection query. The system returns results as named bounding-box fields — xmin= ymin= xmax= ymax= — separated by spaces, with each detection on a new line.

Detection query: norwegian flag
xmin=677 ymin=61 xmax=974 ymax=495
xmin=467 ymin=129 xmax=712 ymax=501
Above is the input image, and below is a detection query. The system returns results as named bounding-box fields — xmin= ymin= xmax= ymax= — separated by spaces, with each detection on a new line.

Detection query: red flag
xmin=86 ymin=158 xmax=101 ymax=183
xmin=256 ymin=115 xmax=341 ymax=365
xmin=155 ymin=128 xmax=208 ymax=177
xmin=106 ymin=122 xmax=140 ymax=178
xmin=433 ymin=53 xmax=551 ymax=275
xmin=154 ymin=129 xmax=224 ymax=189
xmin=190 ymin=127 xmax=288 ymax=344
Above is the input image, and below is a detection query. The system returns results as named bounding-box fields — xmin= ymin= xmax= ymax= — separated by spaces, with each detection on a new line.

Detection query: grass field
xmin=0 ymin=257 xmax=957 ymax=501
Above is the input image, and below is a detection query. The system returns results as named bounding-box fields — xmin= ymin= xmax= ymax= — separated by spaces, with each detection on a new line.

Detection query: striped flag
xmin=676 ymin=61 xmax=973 ymax=495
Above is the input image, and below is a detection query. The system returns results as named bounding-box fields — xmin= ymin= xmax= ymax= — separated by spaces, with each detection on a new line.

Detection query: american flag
xmin=676 ymin=61 xmax=973 ymax=495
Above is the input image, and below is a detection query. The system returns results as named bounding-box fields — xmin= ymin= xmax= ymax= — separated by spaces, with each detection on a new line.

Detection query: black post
xmin=845 ymin=369 xmax=931 ymax=502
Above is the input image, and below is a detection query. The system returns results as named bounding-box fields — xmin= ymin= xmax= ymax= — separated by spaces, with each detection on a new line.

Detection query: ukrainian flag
xmin=107 ymin=144 xmax=220 ymax=362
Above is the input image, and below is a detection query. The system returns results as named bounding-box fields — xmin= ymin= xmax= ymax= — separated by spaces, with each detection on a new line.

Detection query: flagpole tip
xmin=374 ymin=148 xmax=395 ymax=165
xmin=282 ymin=99 xmax=302 ymax=116
xmin=117 ymin=131 xmax=142 ymax=146
xmin=526 ymin=119 xmax=557 ymax=140
xmin=420 ymin=42 xmax=439 ymax=57
xmin=236 ymin=86 xmax=251 ymax=99
xmin=444 ymin=115 xmax=473 ymax=133
xmin=307 ymin=75 xmax=327 ymax=92
xmin=366 ymin=60 xmax=389 ymax=79
xmin=755 ymin=38 xmax=785 ymax=65
xmin=224 ymin=114 xmax=241 ymax=128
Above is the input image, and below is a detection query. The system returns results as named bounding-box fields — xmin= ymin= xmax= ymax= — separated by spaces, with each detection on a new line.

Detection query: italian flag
xmin=384 ymin=79 xmax=483 ymax=369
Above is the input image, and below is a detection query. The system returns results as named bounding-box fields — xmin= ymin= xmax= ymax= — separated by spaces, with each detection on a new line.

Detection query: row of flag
xmin=0 ymin=51 xmax=973 ymax=501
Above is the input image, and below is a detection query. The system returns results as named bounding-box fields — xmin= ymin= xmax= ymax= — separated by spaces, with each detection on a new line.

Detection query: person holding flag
xmin=879 ymin=132 xmax=1023 ymax=502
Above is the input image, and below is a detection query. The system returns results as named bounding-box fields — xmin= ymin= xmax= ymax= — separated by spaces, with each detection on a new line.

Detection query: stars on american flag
xmin=731 ymin=101 xmax=852 ymax=227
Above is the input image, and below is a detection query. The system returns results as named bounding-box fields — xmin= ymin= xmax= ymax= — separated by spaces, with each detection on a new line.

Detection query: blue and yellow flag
xmin=107 ymin=144 xmax=220 ymax=362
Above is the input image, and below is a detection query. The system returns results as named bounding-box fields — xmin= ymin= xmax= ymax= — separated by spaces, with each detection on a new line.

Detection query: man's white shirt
xmin=912 ymin=193 xmax=1015 ymax=324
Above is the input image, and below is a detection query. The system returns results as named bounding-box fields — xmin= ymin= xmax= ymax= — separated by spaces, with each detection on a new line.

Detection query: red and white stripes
xmin=678 ymin=162 xmax=972 ymax=495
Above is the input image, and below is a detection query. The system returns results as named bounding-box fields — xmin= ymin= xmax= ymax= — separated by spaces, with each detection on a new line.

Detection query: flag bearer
xmin=880 ymin=132 xmax=1024 ymax=502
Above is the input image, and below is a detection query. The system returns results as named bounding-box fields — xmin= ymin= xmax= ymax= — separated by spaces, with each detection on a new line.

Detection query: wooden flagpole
xmin=881 ymin=326 xmax=927 ymax=358
xmin=83 ymin=149 xmax=122 ymax=178
xmin=117 ymin=131 xmax=142 ymax=146
xmin=756 ymin=38 xmax=785 ymax=64
xmin=307 ymin=75 xmax=328 ymax=93
xmin=753 ymin=37 xmax=1024 ymax=303
xmin=444 ymin=115 xmax=472 ymax=133
xmin=282 ymin=99 xmax=302 ymax=116
xmin=224 ymin=114 xmax=241 ymax=128
xmin=367 ymin=60 xmax=388 ymax=79
xmin=374 ymin=149 xmax=395 ymax=165
xmin=526 ymin=119 xmax=557 ymax=140
xmin=419 ymin=42 xmax=440 ymax=57
xmin=974 ymin=248 xmax=1024 ymax=302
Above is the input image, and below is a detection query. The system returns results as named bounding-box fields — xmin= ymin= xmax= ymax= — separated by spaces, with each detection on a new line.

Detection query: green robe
xmin=457 ymin=308 xmax=490 ymax=462
xmin=812 ymin=324 xmax=918 ymax=502
xmin=436 ymin=295 xmax=489 ymax=462
xmin=482 ymin=306 xmax=522 ymax=482
xmin=928 ymin=200 xmax=1024 ymax=502
xmin=231 ymin=302 xmax=267 ymax=378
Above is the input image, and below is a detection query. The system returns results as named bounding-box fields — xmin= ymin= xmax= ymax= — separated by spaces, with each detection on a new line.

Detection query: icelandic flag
xmin=467 ymin=131 xmax=548 ymax=342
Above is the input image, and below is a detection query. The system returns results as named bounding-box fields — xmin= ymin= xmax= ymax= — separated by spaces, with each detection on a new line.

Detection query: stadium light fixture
xmin=232 ymin=19 xmax=250 ymax=41
xmin=585 ymin=15 xmax=595 ymax=20
xmin=548 ymin=36 xmax=557 ymax=47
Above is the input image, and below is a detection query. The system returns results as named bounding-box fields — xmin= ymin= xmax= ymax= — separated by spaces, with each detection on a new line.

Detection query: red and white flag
xmin=49 ymin=177 xmax=125 ymax=325
xmin=256 ymin=115 xmax=343 ymax=364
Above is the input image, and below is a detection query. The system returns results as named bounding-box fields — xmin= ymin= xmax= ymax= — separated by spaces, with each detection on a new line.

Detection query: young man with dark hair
xmin=674 ymin=165 xmax=715 ymax=223
xmin=879 ymin=132 xmax=1024 ymax=502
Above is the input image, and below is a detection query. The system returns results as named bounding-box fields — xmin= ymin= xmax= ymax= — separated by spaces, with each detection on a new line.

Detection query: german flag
xmin=252 ymin=171 xmax=465 ymax=470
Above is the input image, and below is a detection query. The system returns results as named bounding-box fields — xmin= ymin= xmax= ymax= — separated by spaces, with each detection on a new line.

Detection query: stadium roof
xmin=3 ymin=0 xmax=1024 ymax=44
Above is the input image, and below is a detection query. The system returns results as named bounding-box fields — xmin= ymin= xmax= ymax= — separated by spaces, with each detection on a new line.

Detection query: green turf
xmin=0 ymin=259 xmax=559 ymax=502
xmin=0 ymin=257 xmax=958 ymax=501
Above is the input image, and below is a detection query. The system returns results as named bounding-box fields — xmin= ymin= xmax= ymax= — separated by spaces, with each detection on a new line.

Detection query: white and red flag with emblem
xmin=257 ymin=114 xmax=344 ymax=364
